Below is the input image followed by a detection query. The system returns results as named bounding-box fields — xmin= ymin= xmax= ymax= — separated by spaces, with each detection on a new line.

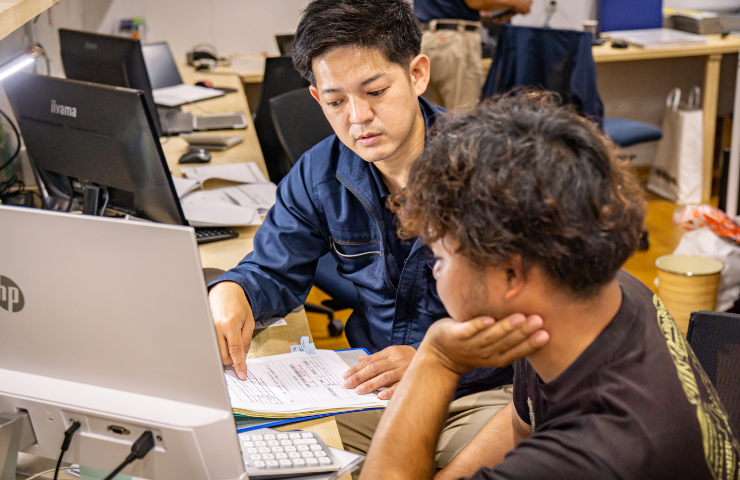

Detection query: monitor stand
xmin=81 ymin=184 xmax=107 ymax=216
xmin=0 ymin=412 xmax=34 ymax=480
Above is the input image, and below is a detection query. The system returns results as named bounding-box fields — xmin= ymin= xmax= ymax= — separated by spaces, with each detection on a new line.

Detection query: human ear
xmin=502 ymin=254 xmax=526 ymax=301
xmin=309 ymin=85 xmax=321 ymax=104
xmin=408 ymin=54 xmax=430 ymax=97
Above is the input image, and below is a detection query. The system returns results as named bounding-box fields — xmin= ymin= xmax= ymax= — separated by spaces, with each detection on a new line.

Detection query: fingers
xmin=356 ymin=366 xmax=402 ymax=395
xmin=343 ymin=358 xmax=395 ymax=391
xmin=483 ymin=314 xmax=542 ymax=352
xmin=378 ymin=383 xmax=398 ymax=400
xmin=495 ymin=330 xmax=549 ymax=366
xmin=226 ymin=331 xmax=247 ymax=381
xmin=342 ymin=351 xmax=386 ymax=384
xmin=454 ymin=316 xmax=496 ymax=340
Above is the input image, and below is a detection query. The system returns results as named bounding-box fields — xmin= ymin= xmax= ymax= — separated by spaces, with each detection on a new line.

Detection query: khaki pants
xmin=336 ymin=385 xmax=513 ymax=475
xmin=421 ymin=22 xmax=483 ymax=112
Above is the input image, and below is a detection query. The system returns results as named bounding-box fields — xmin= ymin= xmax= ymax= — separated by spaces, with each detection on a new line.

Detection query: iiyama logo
xmin=0 ymin=276 xmax=24 ymax=313
xmin=51 ymin=99 xmax=77 ymax=118
xmin=84 ymin=41 xmax=98 ymax=51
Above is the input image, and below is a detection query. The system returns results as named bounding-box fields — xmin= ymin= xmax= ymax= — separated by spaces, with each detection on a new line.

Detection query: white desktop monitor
xmin=0 ymin=206 xmax=246 ymax=479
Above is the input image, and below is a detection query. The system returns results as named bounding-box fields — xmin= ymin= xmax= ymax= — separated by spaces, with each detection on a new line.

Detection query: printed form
xmin=224 ymin=350 xmax=385 ymax=415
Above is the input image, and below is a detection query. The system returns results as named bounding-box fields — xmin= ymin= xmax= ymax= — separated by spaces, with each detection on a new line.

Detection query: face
xmin=430 ymin=236 xmax=512 ymax=322
xmin=309 ymin=47 xmax=429 ymax=164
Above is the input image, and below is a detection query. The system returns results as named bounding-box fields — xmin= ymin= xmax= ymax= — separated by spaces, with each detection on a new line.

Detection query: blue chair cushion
xmin=603 ymin=117 xmax=663 ymax=148
xmin=314 ymin=253 xmax=359 ymax=309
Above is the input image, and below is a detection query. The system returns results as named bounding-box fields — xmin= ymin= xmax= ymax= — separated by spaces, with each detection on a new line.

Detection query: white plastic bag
xmin=672 ymin=227 xmax=740 ymax=311
xmin=647 ymin=87 xmax=703 ymax=204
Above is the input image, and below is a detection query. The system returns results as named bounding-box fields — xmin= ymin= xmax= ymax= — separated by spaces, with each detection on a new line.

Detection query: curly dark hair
xmin=292 ymin=0 xmax=422 ymax=85
xmin=393 ymin=92 xmax=646 ymax=298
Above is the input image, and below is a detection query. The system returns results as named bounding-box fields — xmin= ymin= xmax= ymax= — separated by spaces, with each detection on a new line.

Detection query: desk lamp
xmin=0 ymin=46 xmax=43 ymax=82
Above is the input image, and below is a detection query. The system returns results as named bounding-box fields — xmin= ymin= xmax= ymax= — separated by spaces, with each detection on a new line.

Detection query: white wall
xmin=512 ymin=0 xmax=596 ymax=30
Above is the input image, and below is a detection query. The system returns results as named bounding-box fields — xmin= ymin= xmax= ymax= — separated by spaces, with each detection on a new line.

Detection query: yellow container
xmin=655 ymin=255 xmax=724 ymax=336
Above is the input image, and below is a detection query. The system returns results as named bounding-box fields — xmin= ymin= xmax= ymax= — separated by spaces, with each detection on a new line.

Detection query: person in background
xmin=360 ymin=92 xmax=740 ymax=479
xmin=415 ymin=0 xmax=531 ymax=111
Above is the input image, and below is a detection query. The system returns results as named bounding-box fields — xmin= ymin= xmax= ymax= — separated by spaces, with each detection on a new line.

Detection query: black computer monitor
xmin=59 ymin=29 xmax=163 ymax=135
xmin=4 ymin=72 xmax=186 ymax=226
xmin=142 ymin=42 xmax=183 ymax=90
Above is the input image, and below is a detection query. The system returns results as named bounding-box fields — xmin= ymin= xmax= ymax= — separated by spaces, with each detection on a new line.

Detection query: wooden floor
xmin=308 ymin=184 xmax=692 ymax=349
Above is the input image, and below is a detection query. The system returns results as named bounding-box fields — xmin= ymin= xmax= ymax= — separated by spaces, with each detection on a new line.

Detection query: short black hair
xmin=394 ymin=91 xmax=646 ymax=298
xmin=293 ymin=0 xmax=422 ymax=85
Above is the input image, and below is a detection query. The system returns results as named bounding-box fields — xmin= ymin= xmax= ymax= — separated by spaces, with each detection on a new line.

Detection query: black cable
xmin=102 ymin=431 xmax=155 ymax=480
xmin=54 ymin=420 xmax=81 ymax=480
xmin=0 ymin=107 xmax=21 ymax=173
xmin=66 ymin=179 xmax=74 ymax=212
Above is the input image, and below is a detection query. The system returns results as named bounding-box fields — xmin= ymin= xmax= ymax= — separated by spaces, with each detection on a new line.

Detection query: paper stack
xmin=605 ymin=28 xmax=707 ymax=49
xmin=172 ymin=162 xmax=277 ymax=227
xmin=224 ymin=350 xmax=386 ymax=418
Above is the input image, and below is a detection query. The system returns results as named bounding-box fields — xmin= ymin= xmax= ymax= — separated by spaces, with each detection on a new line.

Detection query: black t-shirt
xmin=467 ymin=271 xmax=740 ymax=480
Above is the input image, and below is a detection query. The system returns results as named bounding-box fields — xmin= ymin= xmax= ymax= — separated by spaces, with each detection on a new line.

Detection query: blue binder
xmin=598 ymin=0 xmax=663 ymax=33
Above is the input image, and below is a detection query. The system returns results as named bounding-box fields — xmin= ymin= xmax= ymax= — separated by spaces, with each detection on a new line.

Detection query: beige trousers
xmin=421 ymin=22 xmax=484 ymax=112
xmin=336 ymin=384 xmax=513 ymax=474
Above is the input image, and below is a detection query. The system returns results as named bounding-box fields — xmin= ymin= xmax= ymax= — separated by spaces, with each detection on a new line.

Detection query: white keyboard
xmin=239 ymin=428 xmax=340 ymax=479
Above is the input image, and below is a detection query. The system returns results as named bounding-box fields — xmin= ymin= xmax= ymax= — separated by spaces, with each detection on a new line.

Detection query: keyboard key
xmin=266 ymin=460 xmax=279 ymax=468
xmin=272 ymin=446 xmax=284 ymax=453
xmin=279 ymin=459 xmax=292 ymax=467
xmin=242 ymin=441 xmax=254 ymax=448
xmin=301 ymin=451 xmax=314 ymax=458
xmin=275 ymin=452 xmax=288 ymax=459
xmin=297 ymin=445 xmax=309 ymax=451
xmin=319 ymin=457 xmax=332 ymax=465
xmin=259 ymin=447 xmax=270 ymax=453
xmin=289 ymin=433 xmax=301 ymax=439
xmin=285 ymin=445 xmax=297 ymax=452
xmin=280 ymin=440 xmax=292 ymax=446
xmin=301 ymin=432 xmax=314 ymax=438
xmin=289 ymin=452 xmax=301 ymax=459
xmin=262 ymin=453 xmax=275 ymax=460
xmin=264 ymin=434 xmax=277 ymax=440
xmin=254 ymin=461 xmax=266 ymax=469
xmin=306 ymin=458 xmax=319 ymax=466
xmin=310 ymin=445 xmax=322 ymax=451
xmin=251 ymin=435 xmax=263 ymax=441
xmin=315 ymin=451 xmax=327 ymax=457
xmin=250 ymin=454 xmax=261 ymax=460
xmin=268 ymin=440 xmax=280 ymax=446
xmin=292 ymin=459 xmax=306 ymax=467
xmin=255 ymin=441 xmax=267 ymax=447
xmin=277 ymin=434 xmax=289 ymax=439
xmin=305 ymin=438 xmax=318 ymax=445
xmin=292 ymin=439 xmax=307 ymax=445
xmin=247 ymin=448 xmax=258 ymax=454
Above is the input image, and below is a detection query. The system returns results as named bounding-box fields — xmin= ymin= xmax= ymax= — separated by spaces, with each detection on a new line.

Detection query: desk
xmin=168 ymin=63 xmax=347 ymax=452
xmin=592 ymin=35 xmax=740 ymax=202
xmin=15 ymin=63 xmax=345 ymax=480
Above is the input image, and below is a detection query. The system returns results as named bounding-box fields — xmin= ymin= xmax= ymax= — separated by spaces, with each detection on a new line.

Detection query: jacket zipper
xmin=336 ymin=175 xmax=397 ymax=293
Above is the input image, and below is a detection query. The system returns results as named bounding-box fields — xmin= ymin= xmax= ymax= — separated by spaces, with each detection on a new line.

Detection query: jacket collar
xmin=335 ymin=96 xmax=443 ymax=214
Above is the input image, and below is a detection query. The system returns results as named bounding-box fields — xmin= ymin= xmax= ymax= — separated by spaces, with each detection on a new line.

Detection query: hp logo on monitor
xmin=0 ymin=276 xmax=24 ymax=313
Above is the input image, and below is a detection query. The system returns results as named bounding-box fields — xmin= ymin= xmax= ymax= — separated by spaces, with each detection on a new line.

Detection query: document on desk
xmin=178 ymin=182 xmax=276 ymax=226
xmin=224 ymin=350 xmax=386 ymax=417
xmin=152 ymin=84 xmax=224 ymax=107
xmin=180 ymin=162 xmax=268 ymax=185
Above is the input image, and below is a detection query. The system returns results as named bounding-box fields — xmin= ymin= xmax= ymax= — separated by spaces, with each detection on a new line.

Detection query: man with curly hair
xmin=361 ymin=92 xmax=740 ymax=479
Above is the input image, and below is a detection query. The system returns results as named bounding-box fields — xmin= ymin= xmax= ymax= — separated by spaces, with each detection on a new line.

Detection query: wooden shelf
xmin=0 ymin=0 xmax=59 ymax=42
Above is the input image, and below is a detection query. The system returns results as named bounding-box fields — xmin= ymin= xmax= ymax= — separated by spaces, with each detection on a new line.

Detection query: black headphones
xmin=186 ymin=44 xmax=230 ymax=70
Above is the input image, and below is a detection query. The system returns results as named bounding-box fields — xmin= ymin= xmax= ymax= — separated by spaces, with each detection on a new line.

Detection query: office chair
xmin=275 ymin=34 xmax=295 ymax=57
xmin=482 ymin=24 xmax=660 ymax=250
xmin=269 ymin=87 xmax=359 ymax=337
xmin=253 ymin=57 xmax=309 ymax=184
xmin=687 ymin=310 xmax=740 ymax=436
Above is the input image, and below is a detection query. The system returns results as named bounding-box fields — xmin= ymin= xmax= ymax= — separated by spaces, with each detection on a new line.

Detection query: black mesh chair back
xmin=253 ymin=57 xmax=309 ymax=184
xmin=687 ymin=310 xmax=740 ymax=435
xmin=269 ymin=88 xmax=334 ymax=164
xmin=275 ymin=34 xmax=295 ymax=57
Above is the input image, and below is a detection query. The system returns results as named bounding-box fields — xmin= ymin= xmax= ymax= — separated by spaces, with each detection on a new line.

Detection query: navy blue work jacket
xmin=213 ymin=97 xmax=513 ymax=396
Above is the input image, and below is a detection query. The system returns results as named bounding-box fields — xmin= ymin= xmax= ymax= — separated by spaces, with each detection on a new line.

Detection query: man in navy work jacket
xmin=207 ymin=0 xmax=545 ymax=466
